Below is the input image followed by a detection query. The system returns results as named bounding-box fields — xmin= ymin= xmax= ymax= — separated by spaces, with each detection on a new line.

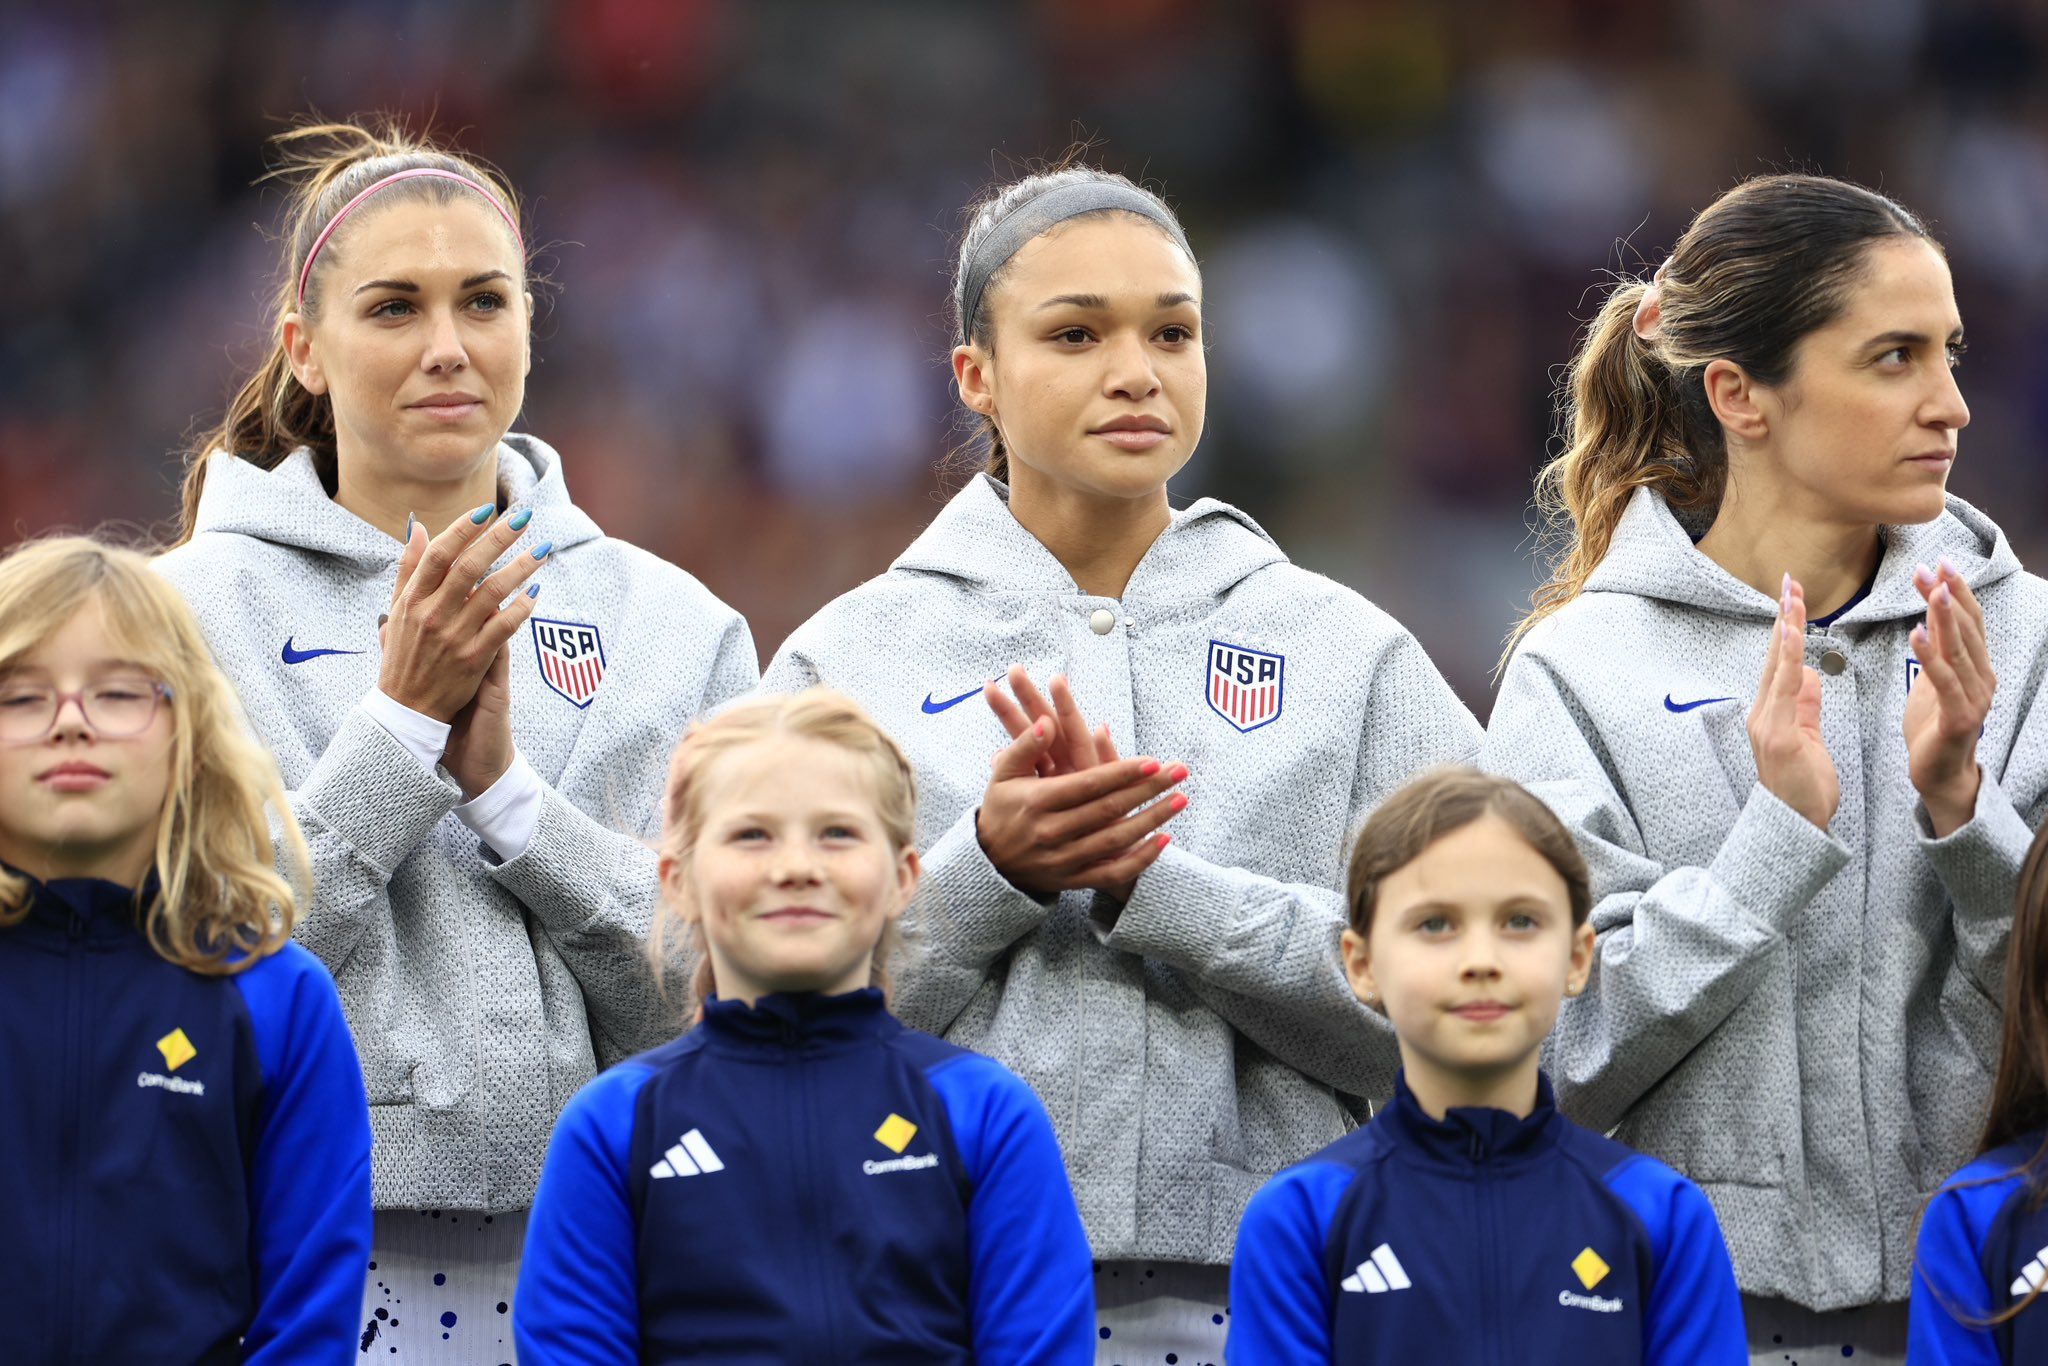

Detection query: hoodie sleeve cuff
xmin=1706 ymin=785 xmax=1851 ymax=936
xmin=1105 ymin=843 xmax=1238 ymax=968
xmin=297 ymin=705 xmax=462 ymax=874
xmin=914 ymin=808 xmax=1055 ymax=967
xmin=357 ymin=688 xmax=450 ymax=773
xmin=1916 ymin=774 xmax=2032 ymax=924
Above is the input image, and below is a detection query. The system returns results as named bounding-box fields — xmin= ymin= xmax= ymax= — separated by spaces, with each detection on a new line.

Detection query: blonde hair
xmin=174 ymin=117 xmax=527 ymax=544
xmin=0 ymin=537 xmax=310 ymax=973
xmin=653 ymin=689 xmax=918 ymax=1014
xmin=1503 ymin=174 xmax=1934 ymax=673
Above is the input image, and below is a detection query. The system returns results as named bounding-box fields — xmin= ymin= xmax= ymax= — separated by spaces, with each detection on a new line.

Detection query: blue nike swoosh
xmin=1664 ymin=694 xmax=1737 ymax=713
xmin=921 ymin=686 xmax=984 ymax=715
xmin=282 ymin=638 xmax=365 ymax=665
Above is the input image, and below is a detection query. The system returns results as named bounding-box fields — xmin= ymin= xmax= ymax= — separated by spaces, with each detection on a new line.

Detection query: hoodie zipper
xmin=56 ymin=908 xmax=84 ymax=1364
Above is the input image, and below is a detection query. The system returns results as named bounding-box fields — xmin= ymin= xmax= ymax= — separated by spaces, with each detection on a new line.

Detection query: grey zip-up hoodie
xmin=760 ymin=474 xmax=1480 ymax=1263
xmin=1482 ymin=486 xmax=2048 ymax=1310
xmin=155 ymin=437 xmax=756 ymax=1211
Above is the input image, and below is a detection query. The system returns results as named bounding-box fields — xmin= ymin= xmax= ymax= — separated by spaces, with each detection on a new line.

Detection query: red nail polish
xmin=1170 ymin=794 xmax=1189 ymax=812
xmin=1157 ymin=834 xmax=1172 ymax=848
xmin=1140 ymin=759 xmax=1161 ymax=776
xmin=1171 ymin=764 xmax=1190 ymax=782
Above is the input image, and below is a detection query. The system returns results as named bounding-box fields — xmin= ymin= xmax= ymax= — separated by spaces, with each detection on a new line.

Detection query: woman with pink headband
xmin=156 ymin=120 xmax=757 ymax=1359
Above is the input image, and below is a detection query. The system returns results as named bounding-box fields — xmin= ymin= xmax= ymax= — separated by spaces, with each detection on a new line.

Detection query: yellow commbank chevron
xmin=156 ymin=1028 xmax=196 ymax=1072
xmin=1572 ymin=1247 xmax=1611 ymax=1290
xmin=873 ymin=1113 xmax=918 ymax=1153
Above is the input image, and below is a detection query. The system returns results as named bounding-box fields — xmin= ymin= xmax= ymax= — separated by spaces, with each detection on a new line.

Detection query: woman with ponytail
xmin=154 ymin=120 xmax=756 ymax=1356
xmin=1482 ymin=173 xmax=2048 ymax=1362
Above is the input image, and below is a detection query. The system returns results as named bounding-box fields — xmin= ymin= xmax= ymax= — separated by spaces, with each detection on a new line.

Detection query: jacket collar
xmin=188 ymin=433 xmax=604 ymax=572
xmin=1583 ymin=486 xmax=2020 ymax=627
xmin=699 ymin=987 xmax=898 ymax=1052
xmin=890 ymin=473 xmax=1288 ymax=603
xmin=1381 ymin=1069 xmax=1563 ymax=1169
xmin=5 ymin=863 xmax=150 ymax=947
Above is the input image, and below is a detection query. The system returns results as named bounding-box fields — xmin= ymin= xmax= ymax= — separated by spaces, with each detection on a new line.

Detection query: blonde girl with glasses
xmin=0 ymin=536 xmax=370 ymax=1362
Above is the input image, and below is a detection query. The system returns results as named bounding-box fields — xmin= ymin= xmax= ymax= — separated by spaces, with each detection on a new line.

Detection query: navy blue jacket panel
xmin=1912 ymin=1135 xmax=2048 ymax=1363
xmin=0 ymin=872 xmax=373 ymax=1363
xmin=1229 ymin=1072 xmax=1746 ymax=1364
xmin=515 ymin=988 xmax=1095 ymax=1364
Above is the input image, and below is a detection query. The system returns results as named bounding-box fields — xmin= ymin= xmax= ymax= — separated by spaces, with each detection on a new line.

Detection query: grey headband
xmin=956 ymin=181 xmax=1193 ymax=342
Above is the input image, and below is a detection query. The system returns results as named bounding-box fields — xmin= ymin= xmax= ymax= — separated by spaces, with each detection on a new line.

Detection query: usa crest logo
xmin=1207 ymin=640 xmax=1284 ymax=732
xmin=532 ymin=618 xmax=606 ymax=709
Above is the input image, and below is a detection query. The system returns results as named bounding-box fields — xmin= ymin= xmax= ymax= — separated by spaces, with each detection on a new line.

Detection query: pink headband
xmin=295 ymin=167 xmax=522 ymax=307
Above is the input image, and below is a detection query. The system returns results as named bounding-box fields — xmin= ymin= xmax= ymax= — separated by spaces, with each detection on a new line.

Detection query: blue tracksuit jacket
xmin=0 ymin=871 xmax=372 ymax=1363
xmin=1228 ymin=1071 xmax=1746 ymax=1364
xmin=515 ymin=987 xmax=1095 ymax=1363
xmin=1911 ymin=1135 xmax=2048 ymax=1362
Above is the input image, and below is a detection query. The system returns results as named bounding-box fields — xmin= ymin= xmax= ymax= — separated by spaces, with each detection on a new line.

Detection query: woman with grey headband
xmin=758 ymin=160 xmax=1479 ymax=1359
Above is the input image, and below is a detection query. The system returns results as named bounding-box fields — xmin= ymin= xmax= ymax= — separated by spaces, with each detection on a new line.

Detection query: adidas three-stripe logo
xmin=2013 ymin=1245 xmax=2048 ymax=1297
xmin=1341 ymin=1243 xmax=1412 ymax=1294
xmin=649 ymin=1128 xmax=725 ymax=1179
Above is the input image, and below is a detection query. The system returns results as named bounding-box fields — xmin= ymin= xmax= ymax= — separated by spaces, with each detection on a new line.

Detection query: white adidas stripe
xmin=2013 ymin=1245 xmax=2048 ymax=1297
xmin=649 ymin=1128 xmax=725 ymax=1180
xmin=1340 ymin=1243 xmax=1411 ymax=1294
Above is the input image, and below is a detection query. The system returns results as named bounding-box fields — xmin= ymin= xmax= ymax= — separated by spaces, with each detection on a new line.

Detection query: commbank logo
xmin=649 ymin=1128 xmax=725 ymax=1179
xmin=156 ymin=1028 xmax=196 ymax=1072
xmin=1340 ymin=1243 xmax=1411 ymax=1294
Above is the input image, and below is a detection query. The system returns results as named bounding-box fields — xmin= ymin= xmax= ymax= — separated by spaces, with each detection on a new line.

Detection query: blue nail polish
xmin=471 ymin=503 xmax=495 ymax=524
xmin=404 ymin=513 xmax=414 ymax=540
xmin=531 ymin=540 xmax=554 ymax=560
xmin=525 ymin=584 xmax=541 ymax=599
xmin=508 ymin=508 xmax=532 ymax=531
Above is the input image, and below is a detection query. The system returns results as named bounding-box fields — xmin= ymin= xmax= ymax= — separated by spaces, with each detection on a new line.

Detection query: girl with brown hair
xmin=1911 ymin=818 xmax=2048 ymax=1362
xmin=1482 ymin=173 xmax=2048 ymax=1362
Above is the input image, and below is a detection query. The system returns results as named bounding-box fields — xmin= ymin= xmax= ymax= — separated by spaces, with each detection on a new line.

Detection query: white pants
xmin=359 ymin=1209 xmax=527 ymax=1364
xmin=1094 ymin=1260 xmax=1232 ymax=1365
xmin=1744 ymin=1294 xmax=1907 ymax=1366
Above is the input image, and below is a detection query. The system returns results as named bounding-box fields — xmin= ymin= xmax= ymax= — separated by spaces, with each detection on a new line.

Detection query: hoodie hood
xmin=890 ymin=473 xmax=1287 ymax=604
xmin=187 ymin=433 xmax=603 ymax=572
xmin=1583 ymin=485 xmax=2020 ymax=626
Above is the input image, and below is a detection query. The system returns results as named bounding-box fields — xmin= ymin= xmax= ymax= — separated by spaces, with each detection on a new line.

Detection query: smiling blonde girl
xmin=515 ymin=690 xmax=1094 ymax=1364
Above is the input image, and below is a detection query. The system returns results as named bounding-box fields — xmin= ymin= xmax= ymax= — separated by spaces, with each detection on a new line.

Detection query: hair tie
xmin=1631 ymin=256 xmax=1675 ymax=340
xmin=957 ymin=181 xmax=1192 ymax=343
xmin=296 ymin=167 xmax=522 ymax=308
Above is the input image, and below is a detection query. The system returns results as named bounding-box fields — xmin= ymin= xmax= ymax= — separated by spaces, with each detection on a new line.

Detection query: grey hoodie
xmin=155 ymin=437 xmax=756 ymax=1211
xmin=760 ymin=474 xmax=1480 ymax=1263
xmin=1482 ymin=486 xmax=2048 ymax=1310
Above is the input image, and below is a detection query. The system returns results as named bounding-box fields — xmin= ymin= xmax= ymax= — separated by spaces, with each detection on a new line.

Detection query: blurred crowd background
xmin=4 ymin=0 xmax=2045 ymax=713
